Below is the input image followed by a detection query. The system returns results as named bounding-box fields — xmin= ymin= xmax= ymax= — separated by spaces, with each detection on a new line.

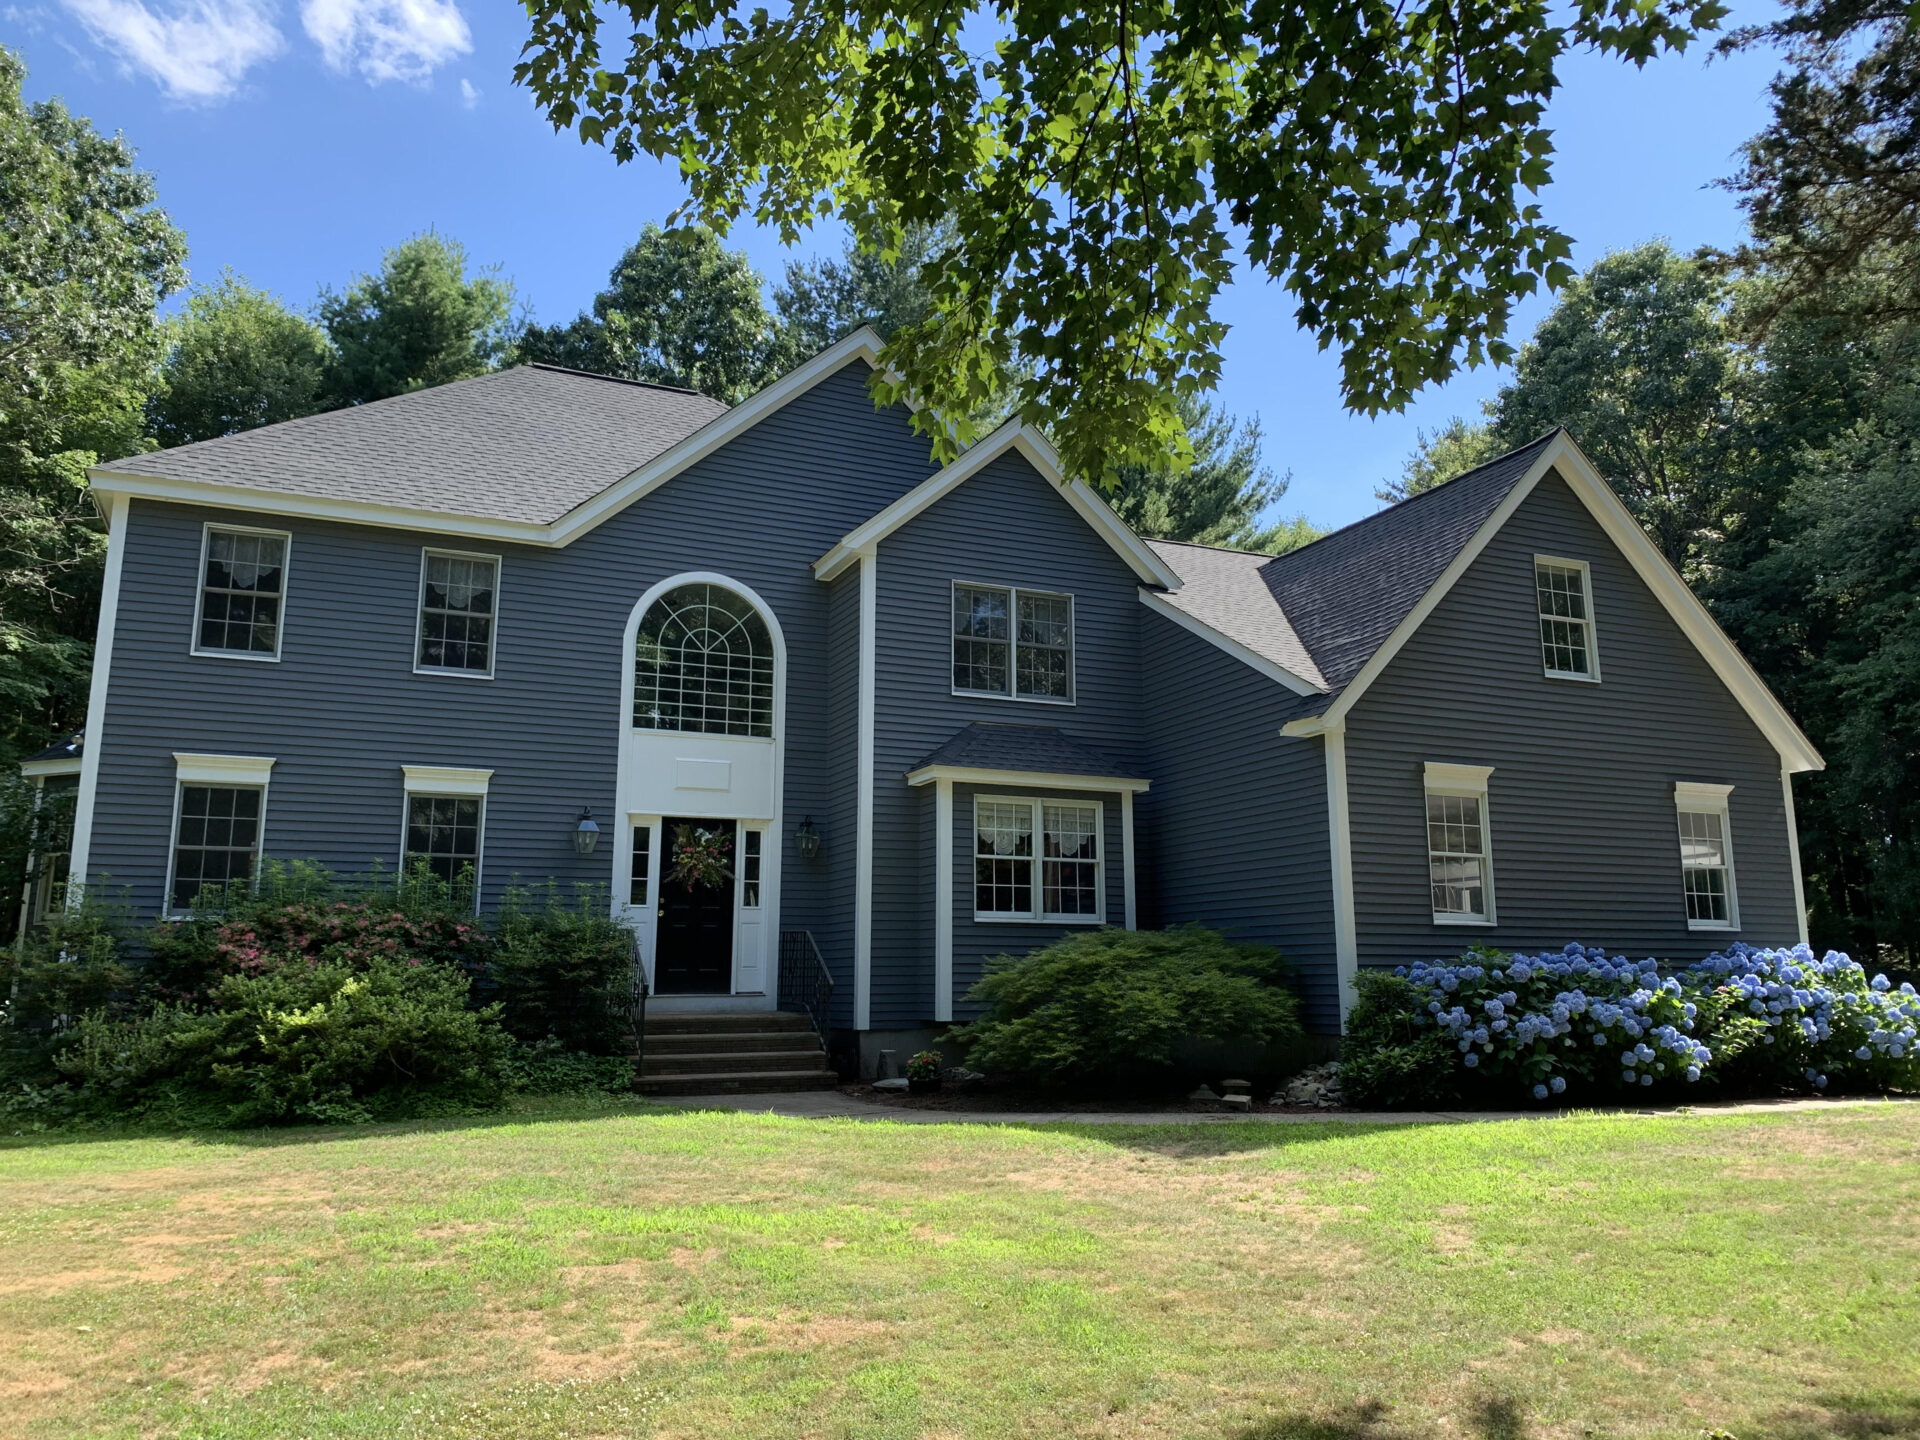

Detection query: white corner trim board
xmin=854 ymin=547 xmax=877 ymax=1032
xmin=1322 ymin=722 xmax=1359 ymax=1030
xmin=175 ymin=753 xmax=277 ymax=786
xmin=814 ymin=420 xmax=1183 ymax=591
xmin=1121 ymin=789 xmax=1137 ymax=931
xmin=1135 ymin=588 xmax=1325 ymax=698
xmin=66 ymin=493 xmax=129 ymax=902
xmin=86 ymin=328 xmax=894 ymax=551
xmin=401 ymin=765 xmax=493 ymax=796
xmin=1780 ymin=763 xmax=1810 ymax=947
xmin=934 ymin=777 xmax=954 ymax=1024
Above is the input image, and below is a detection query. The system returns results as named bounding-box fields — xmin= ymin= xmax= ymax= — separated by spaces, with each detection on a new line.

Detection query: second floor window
xmin=196 ymin=526 xmax=288 ymax=658
xmin=1536 ymin=558 xmax=1599 ymax=681
xmin=417 ymin=551 xmax=498 ymax=676
xmin=952 ymin=583 xmax=1074 ymax=702
xmin=634 ymin=583 xmax=775 ymax=736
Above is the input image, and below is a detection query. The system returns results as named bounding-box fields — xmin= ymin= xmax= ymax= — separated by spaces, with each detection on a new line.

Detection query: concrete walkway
xmin=652 ymin=1090 xmax=1906 ymax=1126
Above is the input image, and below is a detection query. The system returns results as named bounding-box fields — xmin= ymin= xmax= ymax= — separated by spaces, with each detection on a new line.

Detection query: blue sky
xmin=9 ymin=0 xmax=1788 ymax=528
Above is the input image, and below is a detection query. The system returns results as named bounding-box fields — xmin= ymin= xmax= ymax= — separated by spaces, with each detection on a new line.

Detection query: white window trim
xmin=399 ymin=765 xmax=492 ymax=896
xmin=164 ymin=753 xmax=275 ymax=917
xmin=413 ymin=547 xmax=502 ymax=680
xmin=971 ymin=794 xmax=1106 ymax=925
xmin=950 ymin=580 xmax=1077 ymax=706
xmin=1423 ymin=761 xmax=1497 ymax=927
xmin=1674 ymin=782 xmax=1740 ymax=932
xmin=1534 ymin=554 xmax=1602 ymax=684
xmin=190 ymin=522 xmax=292 ymax=663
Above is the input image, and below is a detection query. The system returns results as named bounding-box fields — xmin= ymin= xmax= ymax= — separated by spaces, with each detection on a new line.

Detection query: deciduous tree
xmin=149 ymin=272 xmax=329 ymax=446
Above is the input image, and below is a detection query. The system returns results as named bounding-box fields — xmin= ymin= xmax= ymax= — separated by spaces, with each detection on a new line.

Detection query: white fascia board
xmin=401 ymin=764 xmax=494 ymax=796
xmin=19 ymin=757 xmax=82 ymax=778
xmin=815 ymin=421 xmax=1184 ymax=590
xmin=1138 ymin=588 xmax=1325 ymax=697
xmin=175 ymin=752 xmax=276 ymax=785
xmin=85 ymin=328 xmax=894 ymax=551
xmin=904 ymin=763 xmax=1151 ymax=794
xmin=1302 ymin=432 xmax=1825 ymax=775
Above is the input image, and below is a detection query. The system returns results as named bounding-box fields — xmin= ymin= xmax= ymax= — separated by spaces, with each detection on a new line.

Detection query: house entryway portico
xmin=614 ymin=572 xmax=785 ymax=1010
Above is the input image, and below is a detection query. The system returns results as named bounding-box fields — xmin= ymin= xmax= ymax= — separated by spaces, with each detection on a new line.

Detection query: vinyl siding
xmin=1346 ymin=468 xmax=1803 ymax=966
xmin=869 ymin=452 xmax=1147 ymax=1027
xmin=1138 ymin=608 xmax=1342 ymax=1029
xmin=86 ymin=362 xmax=938 ymax=990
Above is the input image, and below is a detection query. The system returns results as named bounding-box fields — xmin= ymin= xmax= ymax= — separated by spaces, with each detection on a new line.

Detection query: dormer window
xmin=952 ymin=583 xmax=1074 ymax=702
xmin=1535 ymin=557 xmax=1599 ymax=681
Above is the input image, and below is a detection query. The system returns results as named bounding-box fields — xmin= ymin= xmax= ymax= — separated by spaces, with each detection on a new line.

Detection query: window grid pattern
xmin=630 ymin=825 xmax=651 ymax=907
xmin=634 ymin=584 xmax=775 ymax=736
xmin=952 ymin=584 xmax=1073 ymax=700
xmin=1536 ymin=562 xmax=1594 ymax=677
xmin=171 ymin=784 xmax=263 ymax=909
xmin=742 ymin=829 xmax=762 ymax=907
xmin=1678 ymin=810 xmax=1732 ymax=924
xmin=974 ymin=801 xmax=1034 ymax=915
xmin=952 ymin=585 xmax=1009 ymax=693
xmin=199 ymin=530 xmax=286 ymax=654
xmin=1041 ymin=803 xmax=1100 ymax=916
xmin=1427 ymin=793 xmax=1491 ymax=919
xmin=418 ymin=554 xmax=497 ymax=673
xmin=406 ymin=795 xmax=481 ymax=885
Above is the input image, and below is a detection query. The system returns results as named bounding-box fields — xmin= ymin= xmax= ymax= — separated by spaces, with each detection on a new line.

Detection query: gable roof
xmin=89 ymin=329 xmax=895 ymax=547
xmin=97 ymin=365 xmax=727 ymax=528
xmin=1142 ymin=430 xmax=1820 ymax=773
xmin=814 ymin=419 xmax=1183 ymax=590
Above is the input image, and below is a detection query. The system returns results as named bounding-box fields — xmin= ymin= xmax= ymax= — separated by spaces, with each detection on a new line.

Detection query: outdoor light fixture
xmin=573 ymin=807 xmax=601 ymax=856
xmin=795 ymin=815 xmax=822 ymax=860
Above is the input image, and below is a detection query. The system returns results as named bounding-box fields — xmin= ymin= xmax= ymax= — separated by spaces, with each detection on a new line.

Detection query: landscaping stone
xmin=872 ymin=1077 xmax=908 ymax=1091
xmin=1278 ymin=1062 xmax=1344 ymax=1109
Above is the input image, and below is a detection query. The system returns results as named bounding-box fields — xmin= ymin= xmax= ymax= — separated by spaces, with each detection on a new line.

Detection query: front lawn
xmin=2 ymin=1098 xmax=1915 ymax=1440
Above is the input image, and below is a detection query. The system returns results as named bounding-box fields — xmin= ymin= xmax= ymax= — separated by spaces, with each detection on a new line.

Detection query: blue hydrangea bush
xmin=1340 ymin=942 xmax=1920 ymax=1109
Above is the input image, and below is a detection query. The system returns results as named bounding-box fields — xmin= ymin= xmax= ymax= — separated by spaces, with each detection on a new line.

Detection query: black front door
xmin=655 ymin=818 xmax=735 ymax=994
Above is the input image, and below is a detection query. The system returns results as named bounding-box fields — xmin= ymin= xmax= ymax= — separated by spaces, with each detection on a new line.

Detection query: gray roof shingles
xmin=909 ymin=723 xmax=1144 ymax=781
xmin=99 ymin=365 xmax=730 ymax=527
xmin=1147 ymin=432 xmax=1558 ymax=706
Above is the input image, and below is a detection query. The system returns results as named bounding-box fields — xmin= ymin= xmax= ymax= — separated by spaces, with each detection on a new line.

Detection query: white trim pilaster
xmin=934 ymin=777 xmax=953 ymax=1023
xmin=1781 ymin=764 xmax=1809 ymax=948
xmin=854 ymin=546 xmax=877 ymax=1031
xmin=1121 ymin=790 xmax=1137 ymax=930
xmin=1323 ymin=722 xmax=1359 ymax=1028
xmin=67 ymin=492 xmax=129 ymax=903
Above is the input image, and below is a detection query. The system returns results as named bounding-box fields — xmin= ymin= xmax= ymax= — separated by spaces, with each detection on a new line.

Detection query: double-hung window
xmin=1424 ymin=762 xmax=1496 ymax=925
xmin=973 ymin=796 xmax=1103 ymax=922
xmin=168 ymin=754 xmax=275 ymax=912
xmin=416 ymin=550 xmax=499 ymax=677
xmin=1535 ymin=557 xmax=1600 ymax=681
xmin=400 ymin=766 xmax=491 ymax=898
xmin=1675 ymin=783 xmax=1738 ymax=930
xmin=194 ymin=525 xmax=289 ymax=659
xmin=952 ymin=584 xmax=1074 ymax=702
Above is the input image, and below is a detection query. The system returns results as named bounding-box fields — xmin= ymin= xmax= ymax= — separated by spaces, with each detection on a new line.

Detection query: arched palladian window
xmin=633 ymin=583 xmax=775 ymax=736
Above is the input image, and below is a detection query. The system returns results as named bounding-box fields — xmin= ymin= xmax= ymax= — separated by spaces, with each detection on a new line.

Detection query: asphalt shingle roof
xmin=910 ymin=723 xmax=1144 ymax=781
xmin=21 ymin=732 xmax=83 ymax=764
xmin=1146 ymin=432 xmax=1558 ymax=705
xmin=99 ymin=366 xmax=730 ymax=526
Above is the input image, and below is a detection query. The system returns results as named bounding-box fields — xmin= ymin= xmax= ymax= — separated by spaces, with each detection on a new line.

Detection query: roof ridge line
xmin=521 ymin=362 xmax=715 ymax=399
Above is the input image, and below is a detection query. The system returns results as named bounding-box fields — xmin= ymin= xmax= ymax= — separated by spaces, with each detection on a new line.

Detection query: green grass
xmin=2 ymin=1097 xmax=1916 ymax=1440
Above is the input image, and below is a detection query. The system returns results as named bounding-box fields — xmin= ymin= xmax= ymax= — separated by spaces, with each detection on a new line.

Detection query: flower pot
xmin=907 ymin=1076 xmax=942 ymax=1094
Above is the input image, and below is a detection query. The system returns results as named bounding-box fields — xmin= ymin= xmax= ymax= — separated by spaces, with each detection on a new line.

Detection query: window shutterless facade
xmin=1424 ymin=762 xmax=1496 ymax=925
xmin=415 ymin=550 xmax=500 ymax=677
xmin=972 ymin=795 xmax=1103 ymax=922
xmin=951 ymin=583 xmax=1074 ymax=702
xmin=633 ymin=582 xmax=775 ymax=736
xmin=193 ymin=525 xmax=290 ymax=660
xmin=1675 ymin=783 xmax=1738 ymax=930
xmin=166 ymin=754 xmax=275 ymax=914
xmin=1535 ymin=556 xmax=1600 ymax=681
xmin=397 ymin=766 xmax=491 ymax=900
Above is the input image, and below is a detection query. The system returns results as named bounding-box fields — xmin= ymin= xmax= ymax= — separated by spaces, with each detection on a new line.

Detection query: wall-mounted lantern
xmin=795 ymin=815 xmax=823 ymax=860
xmin=573 ymin=807 xmax=601 ymax=856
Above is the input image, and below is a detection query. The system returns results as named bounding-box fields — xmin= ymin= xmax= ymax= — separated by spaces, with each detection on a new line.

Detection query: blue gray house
xmin=28 ymin=327 xmax=1823 ymax=1075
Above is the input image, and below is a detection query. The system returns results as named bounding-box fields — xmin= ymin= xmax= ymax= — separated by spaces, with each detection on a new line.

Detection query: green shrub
xmin=950 ymin=926 xmax=1302 ymax=1093
xmin=0 ymin=898 xmax=141 ymax=1098
xmin=487 ymin=884 xmax=637 ymax=1055
xmin=504 ymin=1037 xmax=635 ymax=1095
xmin=54 ymin=954 xmax=510 ymax=1126
xmin=1339 ymin=971 xmax=1463 ymax=1109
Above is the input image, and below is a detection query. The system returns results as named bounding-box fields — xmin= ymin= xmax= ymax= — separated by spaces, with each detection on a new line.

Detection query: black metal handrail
xmin=629 ymin=937 xmax=650 ymax=1088
xmin=778 ymin=929 xmax=835 ymax=1048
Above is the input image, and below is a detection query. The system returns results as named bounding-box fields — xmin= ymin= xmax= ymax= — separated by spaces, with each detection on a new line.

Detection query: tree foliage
xmin=149 ymin=272 xmax=329 ymax=447
xmin=518 ymin=224 xmax=792 ymax=401
xmin=318 ymin=232 xmax=517 ymax=407
xmin=1109 ymin=394 xmax=1316 ymax=553
xmin=773 ymin=222 xmax=945 ymax=352
xmin=513 ymin=0 xmax=1728 ymax=484
xmin=1376 ymin=417 xmax=1505 ymax=504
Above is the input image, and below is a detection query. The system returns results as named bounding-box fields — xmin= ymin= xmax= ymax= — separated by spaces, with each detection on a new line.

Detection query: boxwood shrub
xmin=1342 ymin=941 xmax=1920 ymax=1108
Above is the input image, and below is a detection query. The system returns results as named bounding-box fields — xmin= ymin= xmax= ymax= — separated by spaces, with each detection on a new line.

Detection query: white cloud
xmin=459 ymin=75 xmax=476 ymax=107
xmin=60 ymin=0 xmax=283 ymax=102
xmin=301 ymin=0 xmax=469 ymax=83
